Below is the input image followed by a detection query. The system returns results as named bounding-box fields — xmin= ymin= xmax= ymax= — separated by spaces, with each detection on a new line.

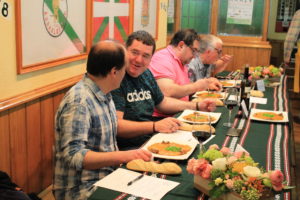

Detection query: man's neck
xmin=87 ymin=73 xmax=111 ymax=94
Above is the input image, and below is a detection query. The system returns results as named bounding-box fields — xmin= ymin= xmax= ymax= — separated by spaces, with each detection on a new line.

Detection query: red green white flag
xmin=93 ymin=0 xmax=130 ymax=44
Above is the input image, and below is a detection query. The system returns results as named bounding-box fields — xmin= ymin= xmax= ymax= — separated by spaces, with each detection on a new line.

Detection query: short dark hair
xmin=170 ymin=29 xmax=200 ymax=47
xmin=126 ymin=30 xmax=156 ymax=54
xmin=87 ymin=41 xmax=125 ymax=77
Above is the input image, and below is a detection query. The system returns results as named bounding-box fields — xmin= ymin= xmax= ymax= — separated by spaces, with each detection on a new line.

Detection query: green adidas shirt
xmin=111 ymin=69 xmax=164 ymax=149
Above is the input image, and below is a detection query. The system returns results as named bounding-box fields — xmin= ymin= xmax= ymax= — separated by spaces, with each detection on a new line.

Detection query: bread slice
xmin=250 ymin=90 xmax=264 ymax=98
xmin=192 ymin=98 xmax=224 ymax=106
xmin=179 ymin=122 xmax=215 ymax=133
xmin=126 ymin=159 xmax=182 ymax=175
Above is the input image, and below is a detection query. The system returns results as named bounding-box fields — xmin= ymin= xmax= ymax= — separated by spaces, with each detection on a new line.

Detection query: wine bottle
xmin=244 ymin=64 xmax=251 ymax=95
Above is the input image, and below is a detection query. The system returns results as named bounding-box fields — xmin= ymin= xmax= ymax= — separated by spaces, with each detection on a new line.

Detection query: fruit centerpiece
xmin=187 ymin=144 xmax=293 ymax=200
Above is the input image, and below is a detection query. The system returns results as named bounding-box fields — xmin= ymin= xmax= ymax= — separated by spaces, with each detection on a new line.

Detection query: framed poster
xmin=133 ymin=0 xmax=158 ymax=39
xmin=15 ymin=1 xmax=91 ymax=74
xmin=92 ymin=0 xmax=131 ymax=44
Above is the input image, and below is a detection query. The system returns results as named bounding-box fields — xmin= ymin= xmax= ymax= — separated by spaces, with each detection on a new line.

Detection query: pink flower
xmin=227 ymin=156 xmax=238 ymax=165
xmin=263 ymin=68 xmax=270 ymax=75
xmin=209 ymin=144 xmax=219 ymax=150
xmin=225 ymin=179 xmax=234 ymax=189
xmin=220 ymin=147 xmax=231 ymax=155
xmin=201 ymin=164 xmax=212 ymax=179
xmin=186 ymin=158 xmax=197 ymax=174
xmin=270 ymin=170 xmax=284 ymax=185
xmin=187 ymin=158 xmax=212 ymax=179
xmin=234 ymin=151 xmax=249 ymax=159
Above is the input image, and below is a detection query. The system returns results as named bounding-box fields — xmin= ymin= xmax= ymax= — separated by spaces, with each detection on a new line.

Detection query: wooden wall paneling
xmin=247 ymin=48 xmax=258 ymax=67
xmin=40 ymin=95 xmax=55 ymax=189
xmin=258 ymin=48 xmax=271 ymax=66
xmin=0 ymin=110 xmax=11 ymax=174
xmin=26 ymin=99 xmax=42 ymax=193
xmin=222 ymin=47 xmax=235 ymax=71
xmin=53 ymin=89 xmax=67 ymax=114
xmin=9 ymin=105 xmax=28 ymax=192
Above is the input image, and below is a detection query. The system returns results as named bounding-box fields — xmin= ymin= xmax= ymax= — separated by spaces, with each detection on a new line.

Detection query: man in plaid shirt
xmin=53 ymin=40 xmax=151 ymax=200
xmin=284 ymin=10 xmax=300 ymax=64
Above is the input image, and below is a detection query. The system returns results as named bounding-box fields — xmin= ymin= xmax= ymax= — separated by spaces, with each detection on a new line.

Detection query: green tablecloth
xmin=89 ymin=75 xmax=293 ymax=200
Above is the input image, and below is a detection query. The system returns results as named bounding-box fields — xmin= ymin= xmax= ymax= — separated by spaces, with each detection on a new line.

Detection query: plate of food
xmin=192 ymin=91 xmax=226 ymax=99
xmin=249 ymin=109 xmax=288 ymax=123
xmin=219 ymin=80 xmax=240 ymax=87
xmin=142 ymin=132 xmax=198 ymax=160
xmin=177 ymin=109 xmax=221 ymax=124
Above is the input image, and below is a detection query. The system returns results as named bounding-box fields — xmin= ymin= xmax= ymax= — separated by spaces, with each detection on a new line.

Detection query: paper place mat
xmin=94 ymin=168 xmax=179 ymax=200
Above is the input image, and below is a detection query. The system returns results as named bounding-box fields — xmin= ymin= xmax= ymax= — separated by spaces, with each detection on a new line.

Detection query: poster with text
xmin=226 ymin=0 xmax=254 ymax=25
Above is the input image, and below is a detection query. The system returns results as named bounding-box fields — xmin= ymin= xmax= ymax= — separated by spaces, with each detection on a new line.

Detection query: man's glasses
xmin=214 ymin=48 xmax=222 ymax=56
xmin=188 ymin=45 xmax=200 ymax=57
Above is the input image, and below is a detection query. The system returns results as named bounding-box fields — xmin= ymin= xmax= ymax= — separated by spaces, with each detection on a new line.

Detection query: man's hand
xmin=125 ymin=149 xmax=152 ymax=162
xmin=199 ymin=99 xmax=216 ymax=112
xmin=207 ymin=77 xmax=222 ymax=91
xmin=219 ymin=54 xmax=233 ymax=64
xmin=154 ymin=117 xmax=181 ymax=133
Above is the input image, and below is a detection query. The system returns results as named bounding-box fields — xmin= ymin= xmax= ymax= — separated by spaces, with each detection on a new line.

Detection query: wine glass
xmin=223 ymin=88 xmax=238 ymax=127
xmin=192 ymin=112 xmax=212 ymax=152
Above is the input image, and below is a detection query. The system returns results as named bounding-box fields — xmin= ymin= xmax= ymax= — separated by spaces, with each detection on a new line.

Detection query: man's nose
xmin=135 ymin=54 xmax=143 ymax=63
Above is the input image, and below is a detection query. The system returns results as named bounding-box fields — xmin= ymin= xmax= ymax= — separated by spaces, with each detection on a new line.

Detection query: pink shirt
xmin=149 ymin=45 xmax=190 ymax=117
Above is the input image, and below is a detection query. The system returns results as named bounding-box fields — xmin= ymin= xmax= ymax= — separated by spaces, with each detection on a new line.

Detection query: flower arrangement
xmin=249 ymin=65 xmax=283 ymax=81
xmin=187 ymin=144 xmax=293 ymax=200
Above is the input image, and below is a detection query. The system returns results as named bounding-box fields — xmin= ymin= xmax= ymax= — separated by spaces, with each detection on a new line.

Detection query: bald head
xmin=87 ymin=40 xmax=126 ymax=77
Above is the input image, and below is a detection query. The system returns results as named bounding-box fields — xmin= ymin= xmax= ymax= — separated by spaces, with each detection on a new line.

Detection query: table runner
xmin=88 ymin=75 xmax=293 ymax=200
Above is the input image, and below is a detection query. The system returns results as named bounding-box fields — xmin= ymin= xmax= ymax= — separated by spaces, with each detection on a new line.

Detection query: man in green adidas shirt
xmin=111 ymin=31 xmax=216 ymax=150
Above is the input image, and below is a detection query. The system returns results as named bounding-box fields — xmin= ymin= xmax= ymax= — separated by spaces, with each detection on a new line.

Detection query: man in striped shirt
xmin=53 ymin=40 xmax=152 ymax=200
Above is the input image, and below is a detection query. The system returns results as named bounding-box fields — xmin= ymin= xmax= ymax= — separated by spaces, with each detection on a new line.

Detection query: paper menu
xmin=94 ymin=168 xmax=179 ymax=200
xmin=249 ymin=97 xmax=267 ymax=105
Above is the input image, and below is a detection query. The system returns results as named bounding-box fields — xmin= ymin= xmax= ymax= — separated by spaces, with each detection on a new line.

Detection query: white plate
xmin=220 ymin=80 xmax=240 ymax=87
xmin=192 ymin=91 xmax=226 ymax=99
xmin=142 ymin=131 xmax=198 ymax=160
xmin=249 ymin=108 xmax=288 ymax=123
xmin=177 ymin=109 xmax=221 ymax=124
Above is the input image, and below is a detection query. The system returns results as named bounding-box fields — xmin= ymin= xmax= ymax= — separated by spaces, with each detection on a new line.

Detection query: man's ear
xmin=109 ymin=66 xmax=118 ymax=77
xmin=178 ymin=41 xmax=185 ymax=49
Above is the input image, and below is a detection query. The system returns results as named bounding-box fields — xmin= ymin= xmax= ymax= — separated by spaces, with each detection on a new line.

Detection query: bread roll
xmin=250 ymin=90 xmax=264 ymax=98
xmin=126 ymin=159 xmax=182 ymax=175
xmin=179 ymin=122 xmax=215 ymax=133
xmin=192 ymin=98 xmax=224 ymax=106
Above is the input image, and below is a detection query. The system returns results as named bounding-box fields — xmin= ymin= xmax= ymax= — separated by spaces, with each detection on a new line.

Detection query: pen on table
xmin=127 ymin=174 xmax=144 ymax=186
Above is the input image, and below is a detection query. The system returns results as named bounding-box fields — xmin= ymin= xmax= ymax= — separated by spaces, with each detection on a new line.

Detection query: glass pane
xmin=180 ymin=0 xmax=211 ymax=34
xmin=218 ymin=0 xmax=265 ymax=37
xmin=167 ymin=0 xmax=176 ymax=34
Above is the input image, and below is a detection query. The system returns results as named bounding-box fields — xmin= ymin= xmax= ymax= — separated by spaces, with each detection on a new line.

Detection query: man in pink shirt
xmin=149 ymin=29 xmax=221 ymax=117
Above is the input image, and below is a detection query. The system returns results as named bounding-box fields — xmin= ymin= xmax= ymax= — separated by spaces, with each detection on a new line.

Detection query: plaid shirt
xmin=53 ymin=74 xmax=118 ymax=200
xmin=284 ymin=10 xmax=300 ymax=63
xmin=188 ymin=56 xmax=213 ymax=82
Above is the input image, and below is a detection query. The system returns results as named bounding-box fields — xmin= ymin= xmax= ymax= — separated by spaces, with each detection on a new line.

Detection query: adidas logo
xmin=127 ymin=89 xmax=151 ymax=102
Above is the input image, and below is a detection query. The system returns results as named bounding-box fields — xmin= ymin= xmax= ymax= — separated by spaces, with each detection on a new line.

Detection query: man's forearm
xmin=117 ymin=119 xmax=154 ymax=138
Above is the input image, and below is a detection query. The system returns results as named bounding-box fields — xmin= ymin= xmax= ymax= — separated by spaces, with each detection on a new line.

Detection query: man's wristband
xmin=153 ymin=121 xmax=156 ymax=132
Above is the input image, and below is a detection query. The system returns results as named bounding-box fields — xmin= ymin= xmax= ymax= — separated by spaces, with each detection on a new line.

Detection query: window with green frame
xmin=218 ymin=0 xmax=265 ymax=37
xmin=180 ymin=0 xmax=211 ymax=34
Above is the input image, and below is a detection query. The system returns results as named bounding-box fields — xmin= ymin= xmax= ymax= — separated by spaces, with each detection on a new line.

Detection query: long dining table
xmin=88 ymin=75 xmax=296 ymax=200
